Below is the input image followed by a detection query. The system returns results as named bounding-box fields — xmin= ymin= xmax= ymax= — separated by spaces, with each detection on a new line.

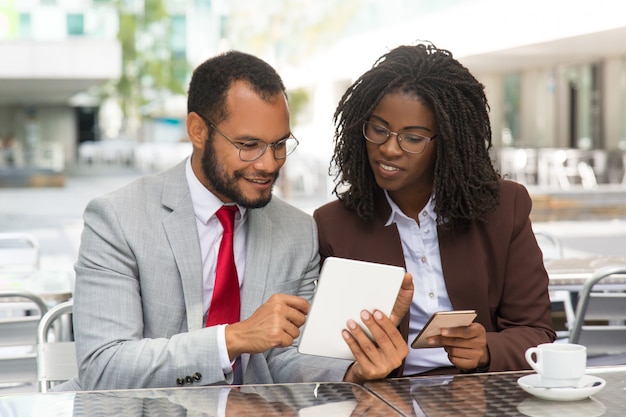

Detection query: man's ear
xmin=187 ymin=112 xmax=208 ymax=148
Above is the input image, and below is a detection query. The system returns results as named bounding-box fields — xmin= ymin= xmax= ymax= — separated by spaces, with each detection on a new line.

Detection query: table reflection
xmin=516 ymin=397 xmax=606 ymax=417
xmin=366 ymin=368 xmax=626 ymax=417
xmin=0 ymin=382 xmax=401 ymax=417
xmin=367 ymin=373 xmax=524 ymax=417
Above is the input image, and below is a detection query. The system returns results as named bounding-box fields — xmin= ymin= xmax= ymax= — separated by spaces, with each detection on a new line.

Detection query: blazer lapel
xmin=240 ymin=206 xmax=272 ymax=321
xmin=238 ymin=205 xmax=272 ymax=380
xmin=161 ymin=161 xmax=205 ymax=332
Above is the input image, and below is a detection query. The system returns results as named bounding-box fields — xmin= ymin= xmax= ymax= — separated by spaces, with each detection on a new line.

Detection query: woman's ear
xmin=186 ymin=112 xmax=208 ymax=148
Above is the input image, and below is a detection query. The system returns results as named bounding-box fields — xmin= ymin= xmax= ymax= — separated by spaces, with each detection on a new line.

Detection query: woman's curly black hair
xmin=331 ymin=43 xmax=501 ymax=230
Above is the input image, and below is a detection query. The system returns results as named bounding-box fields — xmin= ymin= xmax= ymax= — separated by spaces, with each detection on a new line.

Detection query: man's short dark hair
xmin=187 ymin=51 xmax=286 ymax=124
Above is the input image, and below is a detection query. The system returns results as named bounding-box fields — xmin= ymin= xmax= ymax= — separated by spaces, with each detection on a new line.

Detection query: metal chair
xmin=36 ymin=300 xmax=77 ymax=392
xmin=569 ymin=265 xmax=626 ymax=364
xmin=0 ymin=290 xmax=48 ymax=388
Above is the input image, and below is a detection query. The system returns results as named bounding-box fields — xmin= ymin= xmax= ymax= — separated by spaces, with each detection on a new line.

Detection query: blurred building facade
xmin=1 ymin=0 xmax=625 ymax=192
xmin=280 ymin=0 xmax=626 ymax=190
xmin=0 ymin=0 xmax=121 ymax=173
xmin=0 ymin=0 xmax=224 ymax=176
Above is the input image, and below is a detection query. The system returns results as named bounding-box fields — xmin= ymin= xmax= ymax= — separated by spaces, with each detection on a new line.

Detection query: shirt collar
xmin=383 ymin=190 xmax=436 ymax=226
xmin=185 ymin=156 xmax=246 ymax=224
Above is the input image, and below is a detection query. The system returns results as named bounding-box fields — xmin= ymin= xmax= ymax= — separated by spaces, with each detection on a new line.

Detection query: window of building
xmin=19 ymin=13 xmax=32 ymax=38
xmin=169 ymin=15 xmax=186 ymax=56
xmin=619 ymin=58 xmax=626 ymax=149
xmin=195 ymin=0 xmax=212 ymax=9
xmin=503 ymin=73 xmax=521 ymax=147
xmin=67 ymin=13 xmax=84 ymax=36
xmin=565 ymin=64 xmax=599 ymax=149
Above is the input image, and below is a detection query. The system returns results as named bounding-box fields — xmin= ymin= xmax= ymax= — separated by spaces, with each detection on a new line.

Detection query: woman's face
xmin=365 ymin=91 xmax=437 ymax=203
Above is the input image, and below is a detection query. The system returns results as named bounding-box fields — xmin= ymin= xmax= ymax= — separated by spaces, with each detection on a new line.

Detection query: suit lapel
xmin=161 ymin=161 xmax=205 ymax=332
xmin=240 ymin=206 xmax=272 ymax=321
xmin=239 ymin=205 xmax=273 ymax=381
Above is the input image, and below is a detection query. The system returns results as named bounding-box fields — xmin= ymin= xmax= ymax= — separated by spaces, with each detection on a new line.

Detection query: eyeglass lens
xmin=238 ymin=137 xmax=298 ymax=161
xmin=363 ymin=121 xmax=431 ymax=154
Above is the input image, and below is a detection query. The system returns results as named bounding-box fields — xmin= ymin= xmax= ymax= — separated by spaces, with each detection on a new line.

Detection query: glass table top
xmin=365 ymin=366 xmax=626 ymax=417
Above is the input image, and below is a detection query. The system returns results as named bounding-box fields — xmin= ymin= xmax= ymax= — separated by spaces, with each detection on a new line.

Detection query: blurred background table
xmin=546 ymin=256 xmax=626 ymax=291
xmin=0 ymin=270 xmax=73 ymax=304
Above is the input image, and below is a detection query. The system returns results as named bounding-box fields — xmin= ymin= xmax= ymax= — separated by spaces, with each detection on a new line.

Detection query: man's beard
xmin=201 ymin=138 xmax=279 ymax=209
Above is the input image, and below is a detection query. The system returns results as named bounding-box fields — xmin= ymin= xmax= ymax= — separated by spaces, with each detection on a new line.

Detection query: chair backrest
xmin=36 ymin=300 xmax=77 ymax=392
xmin=569 ymin=265 xmax=626 ymax=358
xmin=0 ymin=290 xmax=48 ymax=386
xmin=0 ymin=232 xmax=40 ymax=272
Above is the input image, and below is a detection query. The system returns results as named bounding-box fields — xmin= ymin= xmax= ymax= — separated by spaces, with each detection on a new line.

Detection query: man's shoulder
xmin=257 ymin=195 xmax=311 ymax=220
xmin=95 ymin=162 xmax=185 ymax=204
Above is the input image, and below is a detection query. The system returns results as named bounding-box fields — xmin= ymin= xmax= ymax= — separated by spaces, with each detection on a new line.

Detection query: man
xmin=62 ymin=51 xmax=411 ymax=391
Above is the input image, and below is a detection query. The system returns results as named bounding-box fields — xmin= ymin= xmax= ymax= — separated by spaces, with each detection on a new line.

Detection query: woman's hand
xmin=428 ymin=322 xmax=490 ymax=371
xmin=342 ymin=310 xmax=409 ymax=384
xmin=390 ymin=272 xmax=413 ymax=326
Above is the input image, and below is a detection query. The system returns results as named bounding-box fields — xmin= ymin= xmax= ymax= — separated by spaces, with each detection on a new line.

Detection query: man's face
xmin=196 ymin=81 xmax=290 ymax=208
xmin=200 ymin=132 xmax=281 ymax=208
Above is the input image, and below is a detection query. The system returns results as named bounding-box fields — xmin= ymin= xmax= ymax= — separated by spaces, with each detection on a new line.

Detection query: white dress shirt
xmin=383 ymin=191 xmax=454 ymax=375
xmin=185 ymin=158 xmax=248 ymax=378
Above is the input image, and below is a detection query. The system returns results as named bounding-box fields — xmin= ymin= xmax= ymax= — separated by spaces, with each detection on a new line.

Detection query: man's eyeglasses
xmin=362 ymin=121 xmax=436 ymax=154
xmin=196 ymin=112 xmax=299 ymax=162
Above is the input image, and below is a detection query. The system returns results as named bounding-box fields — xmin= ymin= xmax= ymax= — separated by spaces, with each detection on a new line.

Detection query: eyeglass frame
xmin=195 ymin=112 xmax=299 ymax=162
xmin=362 ymin=121 xmax=437 ymax=154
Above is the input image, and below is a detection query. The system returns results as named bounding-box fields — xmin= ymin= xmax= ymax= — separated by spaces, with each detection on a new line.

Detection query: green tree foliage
xmin=114 ymin=0 xmax=189 ymax=119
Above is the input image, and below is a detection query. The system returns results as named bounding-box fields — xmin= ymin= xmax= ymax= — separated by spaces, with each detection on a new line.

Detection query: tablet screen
xmin=297 ymin=257 xmax=405 ymax=360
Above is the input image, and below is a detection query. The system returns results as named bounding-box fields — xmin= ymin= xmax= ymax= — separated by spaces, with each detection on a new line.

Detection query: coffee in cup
xmin=525 ymin=343 xmax=586 ymax=388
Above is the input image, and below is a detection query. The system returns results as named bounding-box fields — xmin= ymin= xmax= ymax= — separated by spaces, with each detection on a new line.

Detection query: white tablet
xmin=297 ymin=257 xmax=405 ymax=360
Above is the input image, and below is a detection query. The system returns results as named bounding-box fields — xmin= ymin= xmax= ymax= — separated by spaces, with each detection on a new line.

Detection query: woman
xmin=314 ymin=43 xmax=555 ymax=376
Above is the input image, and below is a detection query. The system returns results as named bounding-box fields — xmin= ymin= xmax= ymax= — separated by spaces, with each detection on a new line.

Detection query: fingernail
xmin=441 ymin=329 xmax=449 ymax=336
xmin=342 ymin=330 xmax=350 ymax=340
xmin=347 ymin=319 xmax=357 ymax=330
xmin=374 ymin=310 xmax=384 ymax=320
xmin=427 ymin=338 xmax=436 ymax=345
xmin=360 ymin=310 xmax=371 ymax=321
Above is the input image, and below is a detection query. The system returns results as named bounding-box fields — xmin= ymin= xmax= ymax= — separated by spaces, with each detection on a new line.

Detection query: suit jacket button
xmin=193 ymin=372 xmax=202 ymax=381
xmin=176 ymin=378 xmax=185 ymax=386
xmin=185 ymin=375 xmax=194 ymax=384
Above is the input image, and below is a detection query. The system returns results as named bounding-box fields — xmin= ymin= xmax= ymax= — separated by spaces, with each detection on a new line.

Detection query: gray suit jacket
xmin=65 ymin=160 xmax=349 ymax=390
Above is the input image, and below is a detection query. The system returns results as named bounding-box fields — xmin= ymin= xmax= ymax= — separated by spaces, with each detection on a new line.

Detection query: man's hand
xmin=225 ymin=293 xmax=309 ymax=360
xmin=427 ymin=322 xmax=490 ymax=371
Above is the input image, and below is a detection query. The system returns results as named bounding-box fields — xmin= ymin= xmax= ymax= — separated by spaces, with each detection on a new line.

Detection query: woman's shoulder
xmin=314 ymin=198 xmax=368 ymax=221
xmin=491 ymin=179 xmax=533 ymax=219
xmin=314 ymin=199 xmax=348 ymax=216
xmin=498 ymin=178 xmax=532 ymax=201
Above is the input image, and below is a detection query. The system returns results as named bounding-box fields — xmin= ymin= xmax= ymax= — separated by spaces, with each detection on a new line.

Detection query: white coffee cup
xmin=525 ymin=343 xmax=587 ymax=387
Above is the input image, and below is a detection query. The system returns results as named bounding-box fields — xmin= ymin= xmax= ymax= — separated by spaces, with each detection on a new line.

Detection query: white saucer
xmin=517 ymin=374 xmax=606 ymax=401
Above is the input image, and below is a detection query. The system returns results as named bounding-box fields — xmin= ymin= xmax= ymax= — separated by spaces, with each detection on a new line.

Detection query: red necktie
xmin=206 ymin=205 xmax=241 ymax=326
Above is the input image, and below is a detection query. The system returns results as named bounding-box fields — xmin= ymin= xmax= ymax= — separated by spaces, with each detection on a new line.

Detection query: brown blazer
xmin=313 ymin=180 xmax=556 ymax=374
